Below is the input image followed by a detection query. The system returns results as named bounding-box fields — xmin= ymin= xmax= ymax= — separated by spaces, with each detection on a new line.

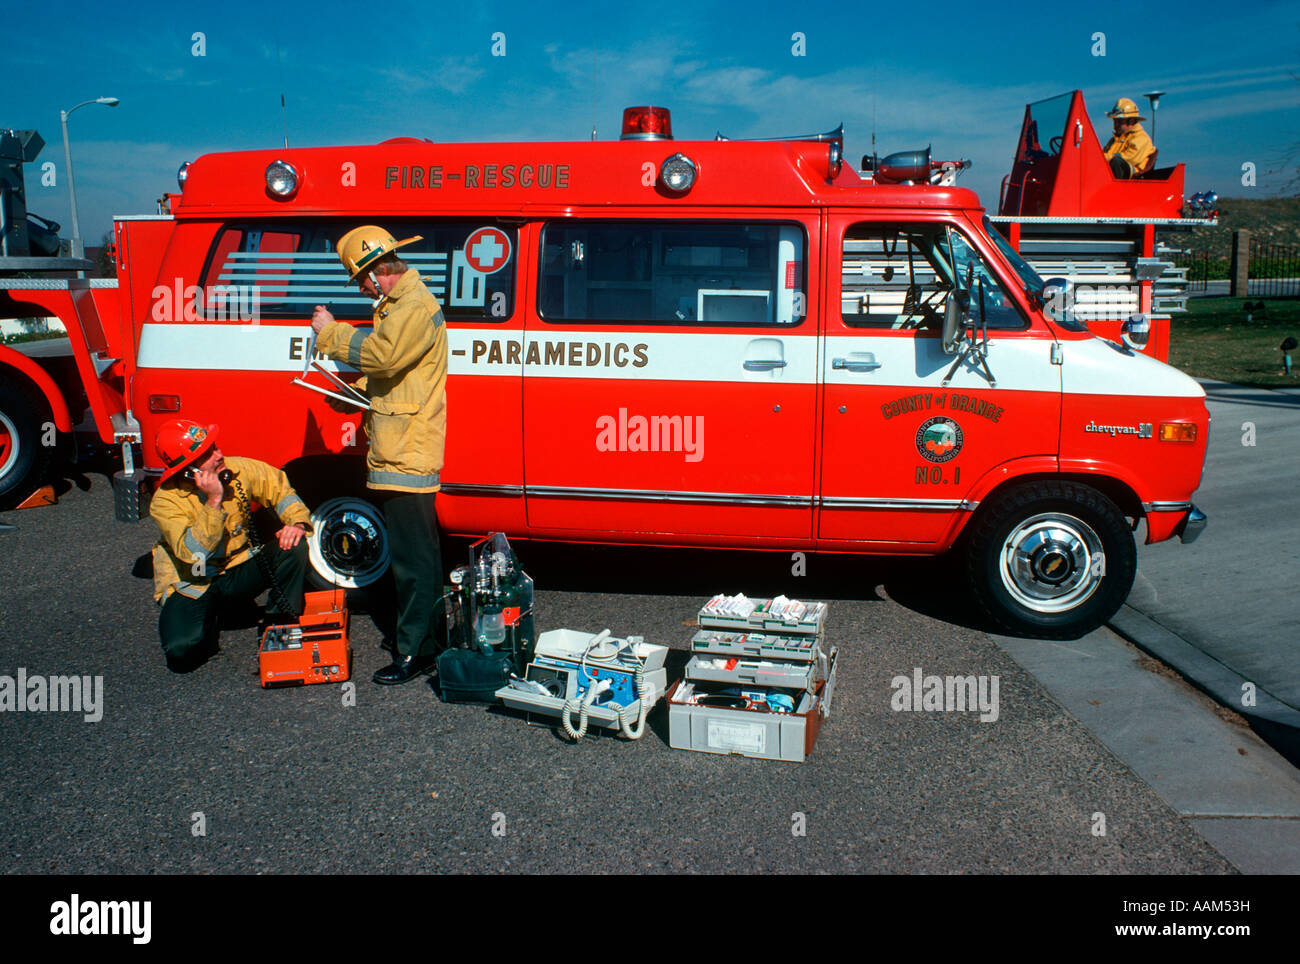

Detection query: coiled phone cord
xmin=231 ymin=475 xmax=295 ymax=617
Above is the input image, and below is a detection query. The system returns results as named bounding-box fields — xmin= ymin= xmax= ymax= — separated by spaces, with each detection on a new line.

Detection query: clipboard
xmin=292 ymin=325 xmax=371 ymax=410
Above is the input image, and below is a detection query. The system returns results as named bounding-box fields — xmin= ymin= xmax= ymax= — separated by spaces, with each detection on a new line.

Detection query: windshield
xmin=1022 ymin=92 xmax=1073 ymax=157
xmin=983 ymin=216 xmax=1045 ymax=295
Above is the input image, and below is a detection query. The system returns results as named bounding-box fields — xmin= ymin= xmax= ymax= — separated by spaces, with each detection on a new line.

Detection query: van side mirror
xmin=1041 ymin=277 xmax=1075 ymax=323
xmin=1121 ymin=313 xmax=1151 ymax=352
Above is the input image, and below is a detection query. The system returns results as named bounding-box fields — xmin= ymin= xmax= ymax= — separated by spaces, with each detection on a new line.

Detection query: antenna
xmin=871 ymin=65 xmax=877 ymax=169
xmin=274 ymin=19 xmax=289 ymax=148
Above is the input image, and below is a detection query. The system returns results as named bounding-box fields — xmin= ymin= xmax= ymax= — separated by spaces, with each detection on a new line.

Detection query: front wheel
xmin=965 ymin=481 xmax=1136 ymax=639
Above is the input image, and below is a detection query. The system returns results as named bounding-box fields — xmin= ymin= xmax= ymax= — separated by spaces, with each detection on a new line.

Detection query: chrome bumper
xmin=1175 ymin=504 xmax=1207 ymax=544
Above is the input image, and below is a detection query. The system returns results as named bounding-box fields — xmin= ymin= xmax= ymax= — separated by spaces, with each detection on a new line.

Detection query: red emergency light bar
xmin=621 ymin=106 xmax=673 ymax=141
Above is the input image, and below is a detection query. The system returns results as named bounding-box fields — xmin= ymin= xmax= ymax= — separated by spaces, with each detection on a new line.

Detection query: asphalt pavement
xmin=0 ymin=479 xmax=1247 ymax=875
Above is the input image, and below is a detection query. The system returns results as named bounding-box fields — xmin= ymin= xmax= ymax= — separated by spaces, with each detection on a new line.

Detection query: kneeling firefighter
xmin=150 ymin=419 xmax=313 ymax=672
xmin=311 ymin=225 xmax=449 ymax=685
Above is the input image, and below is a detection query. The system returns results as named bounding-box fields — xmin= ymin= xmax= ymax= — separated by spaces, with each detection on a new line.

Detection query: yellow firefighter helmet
xmin=335 ymin=225 xmax=422 ymax=283
xmin=1106 ymin=97 xmax=1146 ymax=121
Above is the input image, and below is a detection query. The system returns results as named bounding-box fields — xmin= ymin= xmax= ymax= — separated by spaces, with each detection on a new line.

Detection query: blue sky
xmin=5 ymin=0 xmax=1297 ymax=243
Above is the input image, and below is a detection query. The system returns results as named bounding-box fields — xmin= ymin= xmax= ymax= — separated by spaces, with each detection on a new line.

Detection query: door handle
xmin=832 ymin=353 xmax=882 ymax=372
xmin=743 ymin=359 xmax=788 ymax=371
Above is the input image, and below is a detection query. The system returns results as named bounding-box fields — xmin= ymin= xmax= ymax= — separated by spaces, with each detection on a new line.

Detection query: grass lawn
xmin=1169 ymin=297 xmax=1300 ymax=389
xmin=0 ymin=330 xmax=69 ymax=346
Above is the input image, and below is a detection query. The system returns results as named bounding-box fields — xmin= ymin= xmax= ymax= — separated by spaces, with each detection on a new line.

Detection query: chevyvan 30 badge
xmin=916 ymin=417 xmax=964 ymax=463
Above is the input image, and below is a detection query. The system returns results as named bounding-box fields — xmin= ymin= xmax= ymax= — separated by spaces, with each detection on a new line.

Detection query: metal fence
xmin=1170 ymin=249 xmax=1214 ymax=293
xmin=1248 ymin=239 xmax=1300 ymax=297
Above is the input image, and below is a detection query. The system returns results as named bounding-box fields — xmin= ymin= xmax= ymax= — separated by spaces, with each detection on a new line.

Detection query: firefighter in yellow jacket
xmin=311 ymin=225 xmax=448 ymax=685
xmin=150 ymin=419 xmax=312 ymax=672
xmin=1103 ymin=97 xmax=1156 ymax=178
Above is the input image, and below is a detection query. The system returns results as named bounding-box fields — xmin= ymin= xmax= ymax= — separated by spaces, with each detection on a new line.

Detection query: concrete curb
xmin=1109 ymin=604 xmax=1300 ymax=767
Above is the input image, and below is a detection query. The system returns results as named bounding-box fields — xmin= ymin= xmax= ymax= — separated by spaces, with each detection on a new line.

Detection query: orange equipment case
xmin=258 ymin=589 xmax=351 ymax=688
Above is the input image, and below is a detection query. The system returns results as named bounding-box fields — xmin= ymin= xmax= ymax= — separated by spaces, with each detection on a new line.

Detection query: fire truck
xmin=0 ymin=106 xmax=1209 ymax=639
xmin=990 ymin=90 xmax=1218 ymax=352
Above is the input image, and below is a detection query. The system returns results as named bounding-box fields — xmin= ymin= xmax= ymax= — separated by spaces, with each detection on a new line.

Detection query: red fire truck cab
xmin=0 ymin=107 xmax=1209 ymax=639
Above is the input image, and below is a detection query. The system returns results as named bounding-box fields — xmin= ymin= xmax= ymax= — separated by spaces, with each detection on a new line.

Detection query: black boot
xmin=372 ymin=650 xmax=435 ymax=685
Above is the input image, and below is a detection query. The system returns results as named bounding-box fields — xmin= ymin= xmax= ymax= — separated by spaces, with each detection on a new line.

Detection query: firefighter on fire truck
xmin=310 ymin=225 xmax=449 ymax=686
xmin=150 ymin=419 xmax=313 ymax=672
xmin=1102 ymin=97 xmax=1156 ymax=178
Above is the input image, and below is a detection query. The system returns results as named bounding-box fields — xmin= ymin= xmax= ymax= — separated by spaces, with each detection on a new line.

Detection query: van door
xmin=523 ymin=215 xmax=818 ymax=542
xmin=817 ymin=214 xmax=1060 ymax=545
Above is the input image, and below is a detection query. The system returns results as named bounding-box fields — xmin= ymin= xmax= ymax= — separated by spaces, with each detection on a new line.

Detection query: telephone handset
xmin=185 ymin=467 xmax=235 ymax=484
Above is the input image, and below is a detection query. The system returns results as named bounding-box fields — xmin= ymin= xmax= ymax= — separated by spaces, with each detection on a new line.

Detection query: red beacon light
xmin=621 ymin=106 xmax=673 ymax=140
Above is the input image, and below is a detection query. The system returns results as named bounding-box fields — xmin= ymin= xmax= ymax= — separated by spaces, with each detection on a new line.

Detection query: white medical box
xmin=666 ymin=651 xmax=836 ymax=763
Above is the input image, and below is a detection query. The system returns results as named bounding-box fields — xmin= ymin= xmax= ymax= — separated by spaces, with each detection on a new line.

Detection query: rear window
xmin=198 ymin=219 xmax=518 ymax=321
xmin=539 ymin=220 xmax=807 ymax=326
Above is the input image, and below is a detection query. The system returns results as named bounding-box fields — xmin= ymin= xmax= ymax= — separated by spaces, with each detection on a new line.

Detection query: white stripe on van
xmin=135 ymin=323 xmax=1203 ymax=398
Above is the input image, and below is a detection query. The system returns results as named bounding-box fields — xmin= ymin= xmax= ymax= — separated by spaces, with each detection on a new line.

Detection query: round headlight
xmin=177 ymin=161 xmax=190 ymax=191
xmin=265 ymin=159 xmax=299 ymax=198
xmin=660 ymin=153 xmax=697 ymax=193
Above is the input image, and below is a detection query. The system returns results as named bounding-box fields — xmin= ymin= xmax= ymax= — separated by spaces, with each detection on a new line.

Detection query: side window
xmin=839 ymin=223 xmax=1026 ymax=331
xmin=943 ymin=230 xmax=1028 ymax=331
xmin=840 ymin=224 xmax=950 ymax=329
xmin=539 ymin=221 xmax=806 ymax=326
xmin=200 ymin=220 xmax=518 ymax=321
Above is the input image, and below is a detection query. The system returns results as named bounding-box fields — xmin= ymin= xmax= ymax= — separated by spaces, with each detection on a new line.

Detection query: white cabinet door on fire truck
xmin=818 ymin=216 xmax=1061 ymax=545
xmin=524 ymin=217 xmax=817 ymax=541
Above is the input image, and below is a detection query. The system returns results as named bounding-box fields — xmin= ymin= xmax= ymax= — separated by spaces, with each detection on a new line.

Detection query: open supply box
xmin=667 ymin=598 xmax=836 ymax=762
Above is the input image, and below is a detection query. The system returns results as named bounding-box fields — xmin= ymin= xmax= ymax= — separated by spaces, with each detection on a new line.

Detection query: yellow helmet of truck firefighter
xmin=1106 ymin=97 xmax=1145 ymax=121
xmin=335 ymin=225 xmax=422 ymax=283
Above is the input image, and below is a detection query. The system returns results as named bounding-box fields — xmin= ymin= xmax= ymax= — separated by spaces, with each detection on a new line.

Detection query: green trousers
xmin=158 ymin=541 xmax=309 ymax=671
xmin=380 ymin=491 xmax=443 ymax=659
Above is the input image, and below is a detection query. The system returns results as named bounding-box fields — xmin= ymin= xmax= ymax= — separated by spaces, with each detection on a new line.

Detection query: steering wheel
xmin=1049 ymin=135 xmax=1064 ymax=154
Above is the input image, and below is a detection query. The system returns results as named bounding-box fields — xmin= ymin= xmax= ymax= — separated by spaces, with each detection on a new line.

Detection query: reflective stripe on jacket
xmin=150 ymin=456 xmax=313 ymax=604
xmin=316 ymin=269 xmax=448 ymax=493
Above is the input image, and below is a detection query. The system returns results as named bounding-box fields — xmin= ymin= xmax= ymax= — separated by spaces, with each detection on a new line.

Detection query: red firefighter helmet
xmin=156 ymin=419 xmax=219 ymax=483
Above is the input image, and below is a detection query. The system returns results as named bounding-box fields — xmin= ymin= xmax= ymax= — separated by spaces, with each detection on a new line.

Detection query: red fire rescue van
xmin=0 ymin=107 xmax=1208 ymax=639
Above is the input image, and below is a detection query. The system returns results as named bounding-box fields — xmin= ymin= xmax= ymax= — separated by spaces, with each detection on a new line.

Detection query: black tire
xmin=965 ymin=480 xmax=1135 ymax=639
xmin=0 ymin=377 xmax=52 ymax=508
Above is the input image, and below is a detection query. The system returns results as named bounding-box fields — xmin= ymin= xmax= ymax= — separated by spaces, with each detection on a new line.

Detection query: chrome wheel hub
xmin=307 ymin=497 xmax=389 ymax=588
xmin=999 ymin=512 xmax=1105 ymax=613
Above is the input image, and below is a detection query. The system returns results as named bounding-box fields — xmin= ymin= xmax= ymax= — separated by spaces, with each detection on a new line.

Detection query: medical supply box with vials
xmin=667 ymin=594 xmax=836 ymax=763
xmin=258 ymin=588 xmax=352 ymax=688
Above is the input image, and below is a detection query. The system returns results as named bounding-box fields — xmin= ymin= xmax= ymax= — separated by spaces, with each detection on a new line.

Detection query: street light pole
xmin=1142 ymin=91 xmax=1165 ymax=146
xmin=59 ymin=96 xmax=119 ymax=275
